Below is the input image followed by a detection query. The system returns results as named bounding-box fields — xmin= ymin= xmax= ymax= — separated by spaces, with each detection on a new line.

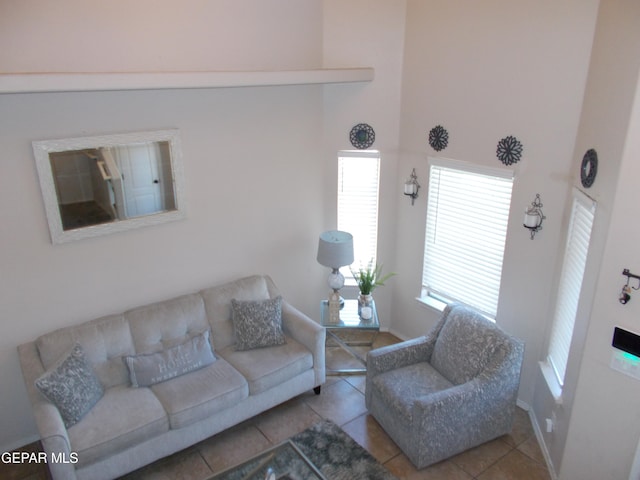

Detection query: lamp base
xmin=325 ymin=290 xmax=345 ymax=306
xmin=328 ymin=291 xmax=342 ymax=324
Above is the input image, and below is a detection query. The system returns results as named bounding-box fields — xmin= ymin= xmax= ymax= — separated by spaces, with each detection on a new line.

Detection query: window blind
xmin=337 ymin=151 xmax=380 ymax=273
xmin=422 ymin=158 xmax=514 ymax=318
xmin=547 ymin=188 xmax=596 ymax=386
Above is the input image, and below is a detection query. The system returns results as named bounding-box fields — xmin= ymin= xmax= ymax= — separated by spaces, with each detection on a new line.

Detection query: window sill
xmin=539 ymin=361 xmax=564 ymax=405
xmin=415 ymin=295 xmax=447 ymax=313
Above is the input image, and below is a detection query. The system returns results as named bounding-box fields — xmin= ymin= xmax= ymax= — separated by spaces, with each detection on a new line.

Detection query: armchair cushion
xmin=371 ymin=362 xmax=453 ymax=423
xmin=430 ymin=307 xmax=502 ymax=385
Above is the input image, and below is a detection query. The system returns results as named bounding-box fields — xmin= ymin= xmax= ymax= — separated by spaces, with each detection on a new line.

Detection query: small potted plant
xmin=351 ymin=262 xmax=396 ymax=308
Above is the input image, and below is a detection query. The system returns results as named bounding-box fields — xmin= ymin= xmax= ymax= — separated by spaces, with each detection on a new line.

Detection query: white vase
xmin=358 ymin=293 xmax=373 ymax=307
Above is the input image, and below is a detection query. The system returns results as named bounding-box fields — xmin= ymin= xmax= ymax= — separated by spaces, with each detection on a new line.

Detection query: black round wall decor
xmin=349 ymin=123 xmax=375 ymax=149
xmin=580 ymin=148 xmax=598 ymax=188
xmin=496 ymin=135 xmax=523 ymax=165
xmin=428 ymin=125 xmax=449 ymax=151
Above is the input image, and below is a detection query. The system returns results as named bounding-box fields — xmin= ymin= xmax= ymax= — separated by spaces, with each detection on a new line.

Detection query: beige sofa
xmin=18 ymin=275 xmax=325 ymax=480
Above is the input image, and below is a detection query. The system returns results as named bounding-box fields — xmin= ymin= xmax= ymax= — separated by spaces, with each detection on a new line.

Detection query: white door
xmin=112 ymin=143 xmax=164 ymax=218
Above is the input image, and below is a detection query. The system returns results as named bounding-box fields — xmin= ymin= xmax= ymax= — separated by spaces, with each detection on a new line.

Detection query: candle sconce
xmin=523 ymin=193 xmax=545 ymax=240
xmin=620 ymin=269 xmax=640 ymax=304
xmin=403 ymin=168 xmax=420 ymax=206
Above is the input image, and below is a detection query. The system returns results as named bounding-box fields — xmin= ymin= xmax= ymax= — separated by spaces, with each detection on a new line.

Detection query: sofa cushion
xmin=151 ymin=358 xmax=248 ymax=429
xmin=200 ymin=275 xmax=272 ymax=350
xmin=124 ymin=330 xmax=216 ymax=387
xmin=372 ymin=362 xmax=454 ymax=423
xmin=36 ymin=314 xmax=135 ymax=388
xmin=218 ymin=335 xmax=312 ymax=395
xmin=69 ymin=384 xmax=168 ymax=468
xmin=35 ymin=343 xmax=104 ymax=428
xmin=126 ymin=293 xmax=210 ymax=355
xmin=431 ymin=306 xmax=501 ymax=385
xmin=231 ymin=296 xmax=286 ymax=351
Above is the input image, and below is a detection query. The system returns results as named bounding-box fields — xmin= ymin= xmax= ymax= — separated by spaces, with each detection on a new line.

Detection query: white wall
xmin=0 ymin=0 xmax=329 ymax=452
xmin=3 ymin=2 xmax=637 ymax=476
xmin=530 ymin=1 xmax=640 ymax=474
xmin=392 ymin=0 xmax=599 ymax=416
xmin=0 ymin=0 xmax=322 ymax=72
xmin=322 ymin=0 xmax=406 ymax=328
xmin=556 ymin=1 xmax=640 ymax=477
xmin=0 ymin=0 xmax=408 ymax=452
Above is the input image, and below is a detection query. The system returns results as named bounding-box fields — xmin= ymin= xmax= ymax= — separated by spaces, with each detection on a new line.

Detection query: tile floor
xmin=2 ymin=332 xmax=552 ymax=480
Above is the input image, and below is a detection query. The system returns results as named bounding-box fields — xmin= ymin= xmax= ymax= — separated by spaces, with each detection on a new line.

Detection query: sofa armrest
xmin=281 ymin=301 xmax=326 ymax=387
xmin=18 ymin=342 xmax=76 ymax=480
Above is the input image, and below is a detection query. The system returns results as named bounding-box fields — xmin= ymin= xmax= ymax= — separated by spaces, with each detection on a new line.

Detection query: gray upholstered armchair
xmin=366 ymin=303 xmax=524 ymax=469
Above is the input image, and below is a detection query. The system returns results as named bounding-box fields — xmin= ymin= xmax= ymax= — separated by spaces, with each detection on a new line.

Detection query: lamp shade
xmin=317 ymin=230 xmax=354 ymax=268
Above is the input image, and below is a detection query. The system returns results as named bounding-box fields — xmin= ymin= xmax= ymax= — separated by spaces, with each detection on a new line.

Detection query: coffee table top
xmin=208 ymin=440 xmax=325 ymax=480
xmin=320 ymin=298 xmax=379 ymax=330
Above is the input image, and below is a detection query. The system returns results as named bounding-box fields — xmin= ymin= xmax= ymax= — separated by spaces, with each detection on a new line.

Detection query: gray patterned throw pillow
xmin=35 ymin=343 xmax=104 ymax=428
xmin=231 ymin=296 xmax=286 ymax=351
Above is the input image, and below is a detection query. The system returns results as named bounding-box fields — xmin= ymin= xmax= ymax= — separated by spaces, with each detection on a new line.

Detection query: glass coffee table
xmin=321 ymin=298 xmax=379 ymax=375
xmin=209 ymin=440 xmax=325 ymax=480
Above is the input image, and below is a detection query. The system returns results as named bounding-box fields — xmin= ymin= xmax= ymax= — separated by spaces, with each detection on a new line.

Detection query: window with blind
xmin=337 ymin=151 xmax=380 ymax=275
xmin=421 ymin=158 xmax=514 ymax=318
xmin=547 ymin=188 xmax=596 ymax=386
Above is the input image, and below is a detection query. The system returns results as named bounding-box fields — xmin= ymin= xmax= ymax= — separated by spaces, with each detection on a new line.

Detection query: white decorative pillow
xmin=35 ymin=343 xmax=104 ymax=428
xmin=231 ymin=296 xmax=286 ymax=351
xmin=124 ymin=330 xmax=216 ymax=387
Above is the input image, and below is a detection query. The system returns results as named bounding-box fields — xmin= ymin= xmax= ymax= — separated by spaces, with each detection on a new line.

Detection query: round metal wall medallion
xmin=428 ymin=125 xmax=449 ymax=151
xmin=496 ymin=135 xmax=523 ymax=165
xmin=580 ymin=148 xmax=598 ymax=188
xmin=349 ymin=123 xmax=375 ymax=149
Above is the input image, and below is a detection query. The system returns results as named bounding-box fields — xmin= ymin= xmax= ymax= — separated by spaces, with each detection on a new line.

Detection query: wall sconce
xmin=403 ymin=168 xmax=420 ymax=206
xmin=523 ymin=193 xmax=545 ymax=239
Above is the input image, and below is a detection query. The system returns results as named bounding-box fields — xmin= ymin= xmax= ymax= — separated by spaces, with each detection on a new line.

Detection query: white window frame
xmin=420 ymin=157 xmax=514 ymax=319
xmin=546 ymin=188 xmax=596 ymax=390
xmin=337 ymin=150 xmax=381 ymax=277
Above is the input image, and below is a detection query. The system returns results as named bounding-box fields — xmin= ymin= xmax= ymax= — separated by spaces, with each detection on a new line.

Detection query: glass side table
xmin=320 ymin=298 xmax=379 ymax=375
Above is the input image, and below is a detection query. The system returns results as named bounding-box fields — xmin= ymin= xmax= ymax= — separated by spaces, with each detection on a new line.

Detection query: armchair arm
xmin=368 ymin=308 xmax=447 ymax=379
xmin=18 ymin=342 xmax=76 ymax=480
xmin=367 ymin=335 xmax=434 ymax=378
xmin=281 ymin=301 xmax=326 ymax=387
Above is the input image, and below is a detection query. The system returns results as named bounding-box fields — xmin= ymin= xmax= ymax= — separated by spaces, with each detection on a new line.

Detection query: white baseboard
xmin=516 ymin=399 xmax=558 ymax=480
xmin=387 ymin=328 xmax=411 ymax=341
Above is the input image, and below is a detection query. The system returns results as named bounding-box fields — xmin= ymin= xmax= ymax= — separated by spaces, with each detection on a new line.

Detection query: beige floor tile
xmin=197 ymin=423 xmax=271 ymax=474
xmin=341 ymin=413 xmax=401 ymax=464
xmin=477 ymin=449 xmax=551 ymax=480
xmin=374 ymin=332 xmax=404 ymax=348
xmin=450 ymin=438 xmax=512 ymax=477
xmin=322 ymin=374 xmax=342 ymax=387
xmin=344 ymin=374 xmax=366 ymax=394
xmin=384 ymin=453 xmax=473 ymax=480
xmin=517 ymin=435 xmax=546 ymax=464
xmin=502 ymin=408 xmax=535 ymax=447
xmin=119 ymin=447 xmax=212 ymax=480
xmin=254 ymin=396 xmax=323 ymax=444
xmin=302 ymin=379 xmax=367 ymax=426
xmin=326 ymin=346 xmax=366 ymax=371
